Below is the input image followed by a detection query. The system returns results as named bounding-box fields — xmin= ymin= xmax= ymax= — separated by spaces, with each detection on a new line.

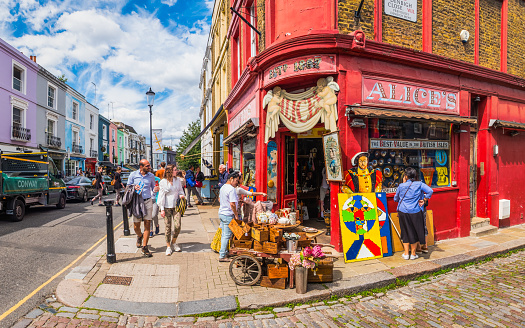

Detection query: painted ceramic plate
xmin=374 ymin=151 xmax=380 ymax=158
xmin=372 ymin=159 xmax=378 ymax=167
xmin=381 ymin=150 xmax=387 ymax=157
xmin=390 ymin=151 xmax=396 ymax=157
xmin=379 ymin=159 xmax=384 ymax=166
xmin=302 ymin=227 xmax=318 ymax=233
xmin=393 ymin=173 xmax=400 ymax=180
xmin=387 ymin=158 xmax=393 ymax=164
xmin=393 ymin=165 xmax=399 ymax=171
xmin=383 ymin=166 xmax=393 ymax=177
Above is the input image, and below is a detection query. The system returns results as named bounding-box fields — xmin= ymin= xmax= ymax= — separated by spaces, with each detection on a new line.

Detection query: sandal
xmin=136 ymin=235 xmax=143 ymax=248
xmin=421 ymin=247 xmax=429 ymax=254
xmin=142 ymin=246 xmax=153 ymax=257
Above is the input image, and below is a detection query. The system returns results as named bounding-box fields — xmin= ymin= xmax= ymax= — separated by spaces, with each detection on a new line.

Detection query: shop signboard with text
xmin=384 ymin=0 xmax=417 ymax=22
xmin=363 ymin=78 xmax=459 ymax=114
xmin=370 ymin=139 xmax=449 ymax=150
xmin=229 ymin=97 xmax=258 ymax=134
xmin=263 ymin=54 xmax=336 ymax=87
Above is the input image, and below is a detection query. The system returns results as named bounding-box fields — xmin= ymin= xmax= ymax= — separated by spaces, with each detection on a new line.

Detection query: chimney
xmin=30 ymin=55 xmax=36 ymax=62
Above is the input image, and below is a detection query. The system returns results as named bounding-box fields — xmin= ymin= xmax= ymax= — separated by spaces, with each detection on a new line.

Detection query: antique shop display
xmin=338 ymin=193 xmax=384 ymax=263
xmin=375 ymin=192 xmax=393 ymax=257
xmin=343 ymin=152 xmax=383 ymax=193
xmin=322 ymin=131 xmax=344 ymax=181
xmin=263 ymin=76 xmax=340 ymax=142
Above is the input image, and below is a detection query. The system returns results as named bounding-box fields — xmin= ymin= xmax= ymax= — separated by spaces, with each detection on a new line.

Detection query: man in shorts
xmin=128 ymin=159 xmax=159 ymax=257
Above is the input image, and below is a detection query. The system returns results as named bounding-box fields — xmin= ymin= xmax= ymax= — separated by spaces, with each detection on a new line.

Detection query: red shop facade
xmin=223 ymin=32 xmax=525 ymax=252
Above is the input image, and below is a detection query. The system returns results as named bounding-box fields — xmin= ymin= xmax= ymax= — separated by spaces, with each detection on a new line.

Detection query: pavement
xmin=9 ymin=199 xmax=525 ymax=326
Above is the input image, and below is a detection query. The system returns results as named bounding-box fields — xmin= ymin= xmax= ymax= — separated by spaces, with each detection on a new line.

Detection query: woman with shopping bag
xmin=157 ymin=165 xmax=186 ymax=255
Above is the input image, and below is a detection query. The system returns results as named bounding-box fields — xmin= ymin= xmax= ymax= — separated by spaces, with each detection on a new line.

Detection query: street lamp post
xmin=146 ymin=87 xmax=155 ymax=166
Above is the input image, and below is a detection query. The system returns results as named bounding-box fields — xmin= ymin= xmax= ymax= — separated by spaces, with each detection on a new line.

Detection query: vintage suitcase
xmin=260 ymin=276 xmax=286 ymax=289
xmin=267 ymin=263 xmax=289 ymax=279
xmin=307 ymin=259 xmax=334 ymax=282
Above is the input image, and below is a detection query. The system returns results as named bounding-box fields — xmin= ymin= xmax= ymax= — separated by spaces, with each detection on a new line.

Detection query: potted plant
xmin=283 ymin=232 xmax=300 ymax=252
xmin=289 ymin=245 xmax=326 ymax=294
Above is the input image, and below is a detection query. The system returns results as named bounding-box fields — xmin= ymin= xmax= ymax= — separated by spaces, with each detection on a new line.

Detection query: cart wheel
xmin=229 ymin=255 xmax=262 ymax=286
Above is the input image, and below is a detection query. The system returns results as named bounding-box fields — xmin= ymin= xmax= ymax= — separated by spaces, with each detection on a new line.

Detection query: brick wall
xmin=382 ymin=0 xmax=422 ymax=50
xmin=507 ymin=0 xmax=525 ymax=77
xmin=338 ymin=0 xmax=375 ymax=37
xmin=479 ymin=0 xmax=501 ymax=71
xmin=432 ymin=0 xmax=475 ymax=63
xmin=257 ymin=0 xmax=266 ymax=52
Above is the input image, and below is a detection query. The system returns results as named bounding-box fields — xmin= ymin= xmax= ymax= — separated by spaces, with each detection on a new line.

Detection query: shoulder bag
xmin=399 ymin=181 xmax=413 ymax=208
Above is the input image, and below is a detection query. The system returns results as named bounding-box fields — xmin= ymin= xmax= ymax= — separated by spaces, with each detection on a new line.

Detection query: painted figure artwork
xmin=267 ymin=141 xmax=278 ymax=201
xmin=338 ymin=193 xmax=383 ymax=263
xmin=343 ymin=152 xmax=383 ymax=194
xmin=322 ymin=131 xmax=344 ymax=181
xmin=375 ymin=192 xmax=393 ymax=257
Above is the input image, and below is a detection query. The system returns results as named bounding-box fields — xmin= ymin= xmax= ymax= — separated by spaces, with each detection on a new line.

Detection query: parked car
xmin=65 ymin=176 xmax=97 ymax=202
xmin=101 ymin=175 xmax=115 ymax=194
xmin=121 ymin=171 xmax=131 ymax=187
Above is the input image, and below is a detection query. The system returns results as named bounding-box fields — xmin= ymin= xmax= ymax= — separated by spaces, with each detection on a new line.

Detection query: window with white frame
xmin=72 ymin=101 xmax=78 ymax=120
xmin=12 ymin=62 xmax=25 ymax=93
xmin=48 ymin=84 xmax=57 ymax=109
xmin=90 ymin=138 xmax=94 ymax=151
xmin=72 ymin=130 xmax=79 ymax=145
xmin=90 ymin=114 xmax=94 ymax=130
xmin=102 ymin=125 xmax=107 ymax=140
xmin=13 ymin=106 xmax=23 ymax=128
xmin=250 ymin=5 xmax=257 ymax=58
xmin=47 ymin=119 xmax=55 ymax=136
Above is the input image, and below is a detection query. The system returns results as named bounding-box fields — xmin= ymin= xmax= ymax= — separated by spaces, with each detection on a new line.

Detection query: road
xmin=13 ymin=245 xmax=525 ymax=327
xmin=0 ymin=194 xmax=123 ymax=328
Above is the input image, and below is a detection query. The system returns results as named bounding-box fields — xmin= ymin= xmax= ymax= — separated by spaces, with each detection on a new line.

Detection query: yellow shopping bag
xmin=211 ymin=227 xmax=231 ymax=253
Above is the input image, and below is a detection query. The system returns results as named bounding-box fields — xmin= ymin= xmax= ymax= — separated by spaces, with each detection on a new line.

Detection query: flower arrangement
xmin=288 ymin=245 xmax=326 ymax=271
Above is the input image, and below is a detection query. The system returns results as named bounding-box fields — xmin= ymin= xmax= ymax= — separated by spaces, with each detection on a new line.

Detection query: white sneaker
xmin=165 ymin=247 xmax=173 ymax=256
xmin=402 ymin=254 xmax=410 ymax=260
xmin=410 ymin=254 xmax=419 ymax=260
xmin=173 ymin=244 xmax=181 ymax=252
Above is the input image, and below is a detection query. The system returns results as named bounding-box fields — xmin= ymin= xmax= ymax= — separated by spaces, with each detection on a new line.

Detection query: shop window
xmin=232 ymin=144 xmax=241 ymax=171
xmin=242 ymin=138 xmax=256 ymax=188
xmin=368 ymin=119 xmax=451 ymax=192
xmin=219 ymin=133 xmax=224 ymax=165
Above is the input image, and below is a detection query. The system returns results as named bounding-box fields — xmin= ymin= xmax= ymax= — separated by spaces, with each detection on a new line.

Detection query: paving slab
xmin=24 ymin=309 xmax=44 ymax=319
xmin=11 ymin=318 xmax=32 ymax=328
xmin=56 ymin=279 xmax=89 ymax=307
xmin=387 ymin=261 xmax=442 ymax=280
xmin=238 ymin=284 xmax=331 ymax=309
xmin=83 ymin=296 xmax=177 ymax=316
xmin=177 ymin=296 xmax=237 ymax=316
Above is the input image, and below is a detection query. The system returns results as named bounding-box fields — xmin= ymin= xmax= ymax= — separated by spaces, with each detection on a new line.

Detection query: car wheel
xmin=83 ymin=190 xmax=89 ymax=202
xmin=8 ymin=199 xmax=25 ymax=222
xmin=104 ymin=186 xmax=108 ymax=195
xmin=56 ymin=193 xmax=66 ymax=209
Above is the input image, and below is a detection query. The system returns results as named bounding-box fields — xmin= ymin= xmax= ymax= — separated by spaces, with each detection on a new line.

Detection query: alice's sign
xmin=370 ymin=139 xmax=449 ymax=149
xmin=363 ymin=78 xmax=459 ymax=114
xmin=229 ymin=97 xmax=257 ymax=134
xmin=263 ymin=55 xmax=336 ymax=87
xmin=384 ymin=0 xmax=417 ymax=22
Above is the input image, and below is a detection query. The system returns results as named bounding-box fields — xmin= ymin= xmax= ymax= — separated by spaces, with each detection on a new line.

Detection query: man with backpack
xmin=185 ymin=165 xmax=204 ymax=207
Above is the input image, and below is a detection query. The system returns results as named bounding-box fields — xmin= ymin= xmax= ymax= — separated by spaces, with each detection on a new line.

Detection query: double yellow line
xmin=0 ymin=221 xmax=124 ymax=323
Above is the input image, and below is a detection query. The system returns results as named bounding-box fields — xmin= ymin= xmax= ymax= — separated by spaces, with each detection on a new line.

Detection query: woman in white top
xmin=157 ymin=165 xmax=186 ymax=255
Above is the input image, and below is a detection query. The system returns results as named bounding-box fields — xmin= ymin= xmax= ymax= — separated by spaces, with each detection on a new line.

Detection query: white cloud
xmin=2 ymin=1 xmax=210 ymax=145
xmin=160 ymin=0 xmax=178 ymax=6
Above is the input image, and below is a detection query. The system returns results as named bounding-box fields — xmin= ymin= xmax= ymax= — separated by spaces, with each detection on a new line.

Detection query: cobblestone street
xmin=15 ymin=250 xmax=525 ymax=328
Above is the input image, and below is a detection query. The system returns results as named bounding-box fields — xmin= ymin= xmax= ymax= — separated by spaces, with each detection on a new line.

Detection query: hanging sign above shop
xmin=370 ymin=139 xmax=449 ymax=150
xmin=384 ymin=0 xmax=417 ymax=22
xmin=363 ymin=78 xmax=459 ymax=114
xmin=263 ymin=76 xmax=340 ymax=143
xmin=263 ymin=55 xmax=336 ymax=87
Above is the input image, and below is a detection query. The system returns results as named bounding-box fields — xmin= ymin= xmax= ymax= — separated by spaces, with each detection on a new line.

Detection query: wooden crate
xmin=251 ymin=226 xmax=269 ymax=242
xmin=253 ymin=240 xmax=264 ymax=252
xmin=263 ymin=241 xmax=281 ymax=254
xmin=229 ymin=219 xmax=251 ymax=240
xmin=308 ymin=260 xmax=334 ymax=282
xmin=267 ymin=264 xmax=289 ymax=279
xmin=269 ymin=227 xmax=283 ymax=242
xmin=297 ymin=239 xmax=311 ymax=248
xmin=232 ymin=239 xmax=252 ymax=249
xmin=260 ymin=276 xmax=286 ymax=289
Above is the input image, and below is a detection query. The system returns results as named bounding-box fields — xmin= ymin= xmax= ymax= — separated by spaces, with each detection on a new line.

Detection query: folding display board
xmin=376 ymin=192 xmax=393 ymax=257
xmin=390 ymin=210 xmax=435 ymax=252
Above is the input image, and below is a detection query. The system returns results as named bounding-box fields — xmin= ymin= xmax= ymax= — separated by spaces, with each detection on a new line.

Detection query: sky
xmin=0 ymin=0 xmax=213 ymax=147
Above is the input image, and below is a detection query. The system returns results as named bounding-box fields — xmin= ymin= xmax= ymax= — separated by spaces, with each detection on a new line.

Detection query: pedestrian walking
xmin=127 ymin=159 xmax=159 ymax=257
xmin=185 ymin=165 xmax=204 ymax=207
xmin=156 ymin=162 xmax=166 ymax=179
xmin=195 ymin=166 xmax=205 ymax=199
xmin=149 ymin=174 xmax=161 ymax=237
xmin=113 ymin=166 xmax=123 ymax=206
xmin=91 ymin=166 xmax=104 ymax=206
xmin=218 ymin=171 xmax=240 ymax=262
xmin=394 ymin=167 xmax=433 ymax=260
xmin=157 ymin=165 xmax=186 ymax=255
xmin=217 ymin=164 xmax=228 ymax=188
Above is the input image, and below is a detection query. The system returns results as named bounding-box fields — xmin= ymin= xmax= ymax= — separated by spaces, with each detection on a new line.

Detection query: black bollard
xmin=122 ymin=203 xmax=130 ymax=236
xmin=105 ymin=200 xmax=116 ymax=264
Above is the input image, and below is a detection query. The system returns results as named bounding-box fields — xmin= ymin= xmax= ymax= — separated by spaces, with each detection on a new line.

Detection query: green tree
xmin=57 ymin=74 xmax=68 ymax=83
xmin=175 ymin=120 xmax=201 ymax=171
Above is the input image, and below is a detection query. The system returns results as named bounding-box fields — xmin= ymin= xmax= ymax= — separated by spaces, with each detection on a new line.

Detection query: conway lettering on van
xmin=18 ymin=180 xmax=38 ymax=189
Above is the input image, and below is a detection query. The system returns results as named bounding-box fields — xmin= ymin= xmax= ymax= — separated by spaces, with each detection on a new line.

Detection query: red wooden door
xmin=280 ymin=133 xmax=298 ymax=210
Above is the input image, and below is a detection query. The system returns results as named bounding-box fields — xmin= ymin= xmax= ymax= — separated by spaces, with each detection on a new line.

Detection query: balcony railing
xmin=46 ymin=133 xmax=61 ymax=148
xmin=11 ymin=125 xmax=31 ymax=142
xmin=72 ymin=143 xmax=83 ymax=154
xmin=90 ymin=149 xmax=98 ymax=158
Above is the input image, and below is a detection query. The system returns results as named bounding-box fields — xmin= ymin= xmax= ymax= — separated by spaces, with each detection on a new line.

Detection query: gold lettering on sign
xmin=268 ymin=64 xmax=288 ymax=80
xmin=294 ymin=57 xmax=322 ymax=72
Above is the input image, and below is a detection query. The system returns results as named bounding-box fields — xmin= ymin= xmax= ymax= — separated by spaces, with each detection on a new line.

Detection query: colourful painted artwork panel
xmin=375 ymin=192 xmax=393 ymax=257
xmin=338 ymin=193 xmax=384 ymax=263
